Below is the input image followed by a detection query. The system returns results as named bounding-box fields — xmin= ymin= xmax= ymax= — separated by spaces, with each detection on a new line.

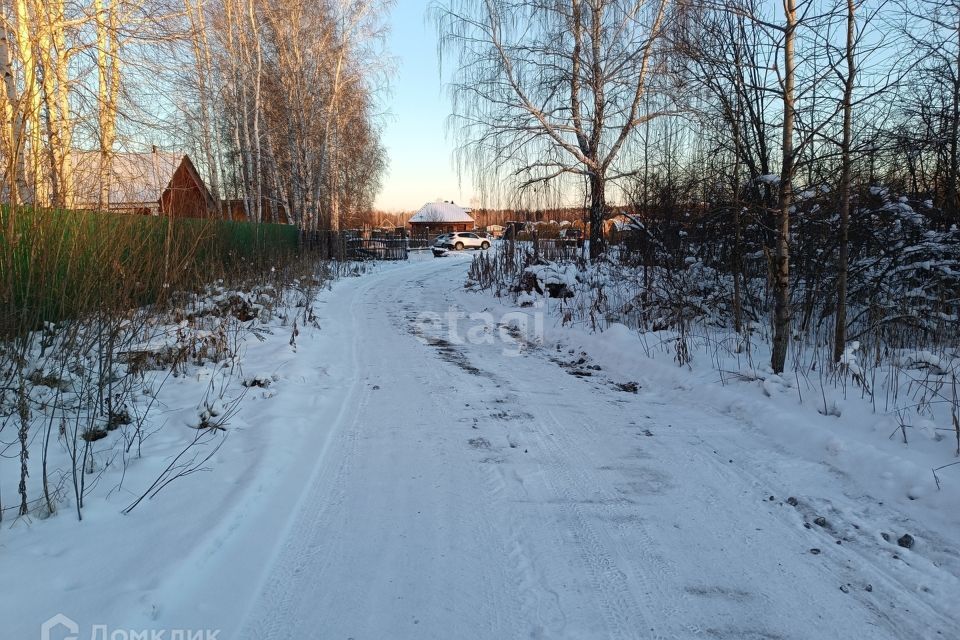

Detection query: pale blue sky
xmin=374 ymin=1 xmax=475 ymax=213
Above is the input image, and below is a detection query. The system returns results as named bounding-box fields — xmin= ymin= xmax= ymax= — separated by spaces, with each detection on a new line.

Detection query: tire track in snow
xmin=534 ymin=408 xmax=683 ymax=640
xmin=444 ymin=301 xmax=684 ymax=638
xmin=241 ymin=265 xmax=461 ymax=636
xmin=481 ymin=389 xmax=669 ymax=638
xmin=383 ymin=270 xmax=524 ymax=640
xmin=236 ymin=274 xmax=378 ymax=640
xmin=382 ymin=271 xmax=549 ymax=639
xmin=481 ymin=461 xmax=568 ymax=639
xmin=262 ymin=257 xmax=523 ymax=640
xmin=386 ymin=265 xmax=576 ymax=639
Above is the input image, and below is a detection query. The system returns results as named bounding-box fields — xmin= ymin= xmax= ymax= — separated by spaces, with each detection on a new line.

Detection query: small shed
xmin=409 ymin=201 xmax=475 ymax=237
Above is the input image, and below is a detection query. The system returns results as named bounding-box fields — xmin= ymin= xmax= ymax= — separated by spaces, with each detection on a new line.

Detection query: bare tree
xmin=95 ymin=0 xmax=122 ymax=210
xmin=676 ymin=2 xmax=782 ymax=332
xmin=895 ymin=0 xmax=960 ymax=222
xmin=833 ymin=0 xmax=857 ymax=363
xmin=203 ymin=0 xmax=389 ymax=229
xmin=435 ymin=0 xmax=676 ymax=260
xmin=0 ymin=21 xmax=27 ymax=206
xmin=770 ymin=0 xmax=799 ymax=374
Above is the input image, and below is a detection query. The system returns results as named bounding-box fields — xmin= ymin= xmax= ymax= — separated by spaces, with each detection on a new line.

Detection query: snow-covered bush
xmin=466 ymin=192 xmax=960 ymax=460
xmin=0 ymin=251 xmax=333 ymax=523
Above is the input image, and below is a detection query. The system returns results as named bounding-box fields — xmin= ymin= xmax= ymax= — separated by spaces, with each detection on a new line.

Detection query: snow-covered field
xmin=4 ymin=251 xmax=959 ymax=639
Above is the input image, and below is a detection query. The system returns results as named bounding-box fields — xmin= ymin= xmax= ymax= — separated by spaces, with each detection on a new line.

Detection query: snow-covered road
xmin=212 ymin=255 xmax=953 ymax=639
xmin=12 ymin=254 xmax=957 ymax=640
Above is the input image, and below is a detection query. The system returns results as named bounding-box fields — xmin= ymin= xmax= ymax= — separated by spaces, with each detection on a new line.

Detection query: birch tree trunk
xmin=246 ymin=0 xmax=263 ymax=223
xmin=325 ymin=49 xmax=345 ymax=232
xmin=0 ymin=24 xmax=26 ymax=205
xmin=185 ymin=0 xmax=222 ymax=213
xmin=32 ymin=0 xmax=75 ymax=208
xmin=13 ymin=0 xmax=44 ymax=204
xmin=771 ymin=0 xmax=797 ymax=374
xmin=51 ymin=0 xmax=74 ymax=208
xmin=833 ymin=0 xmax=856 ymax=363
xmin=96 ymin=0 xmax=121 ymax=211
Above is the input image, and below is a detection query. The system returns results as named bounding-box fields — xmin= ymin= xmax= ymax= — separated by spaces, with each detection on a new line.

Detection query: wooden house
xmin=71 ymin=150 xmax=216 ymax=218
xmin=408 ymin=201 xmax=475 ymax=237
xmin=159 ymin=155 xmax=218 ymax=218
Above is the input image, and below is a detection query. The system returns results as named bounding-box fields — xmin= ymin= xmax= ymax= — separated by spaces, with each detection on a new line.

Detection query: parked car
xmin=438 ymin=232 xmax=491 ymax=251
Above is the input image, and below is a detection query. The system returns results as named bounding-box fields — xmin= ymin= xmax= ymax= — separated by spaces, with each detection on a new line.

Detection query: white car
xmin=439 ymin=232 xmax=491 ymax=251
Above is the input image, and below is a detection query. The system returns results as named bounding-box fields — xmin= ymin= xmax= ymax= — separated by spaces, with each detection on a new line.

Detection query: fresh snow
xmin=757 ymin=174 xmax=781 ymax=185
xmin=408 ymin=201 xmax=475 ymax=224
xmin=3 ymin=253 xmax=959 ymax=639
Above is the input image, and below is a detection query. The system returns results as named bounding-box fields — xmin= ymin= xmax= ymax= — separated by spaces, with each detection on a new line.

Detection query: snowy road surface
xmin=222 ymin=255 xmax=957 ymax=639
xmin=13 ymin=254 xmax=958 ymax=639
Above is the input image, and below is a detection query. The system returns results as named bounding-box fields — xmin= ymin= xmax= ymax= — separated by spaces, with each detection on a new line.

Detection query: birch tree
xmin=0 ymin=21 xmax=27 ymax=205
xmin=0 ymin=0 xmax=389 ymax=229
xmin=95 ymin=0 xmax=121 ymax=210
xmin=770 ymin=0 xmax=798 ymax=374
xmin=435 ymin=0 xmax=676 ymax=260
xmin=833 ymin=0 xmax=857 ymax=363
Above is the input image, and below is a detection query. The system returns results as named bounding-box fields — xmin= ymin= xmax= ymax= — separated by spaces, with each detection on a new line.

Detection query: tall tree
xmin=0 ymin=22 xmax=26 ymax=205
xmin=897 ymin=0 xmax=960 ymax=222
xmin=435 ymin=0 xmax=674 ymax=260
xmin=833 ymin=0 xmax=857 ymax=363
xmin=771 ymin=0 xmax=798 ymax=374
xmin=95 ymin=0 xmax=121 ymax=210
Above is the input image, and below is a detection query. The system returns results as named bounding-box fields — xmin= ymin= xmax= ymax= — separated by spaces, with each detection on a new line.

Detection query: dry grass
xmin=0 ymin=206 xmax=327 ymax=522
xmin=0 ymin=207 xmax=300 ymax=337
